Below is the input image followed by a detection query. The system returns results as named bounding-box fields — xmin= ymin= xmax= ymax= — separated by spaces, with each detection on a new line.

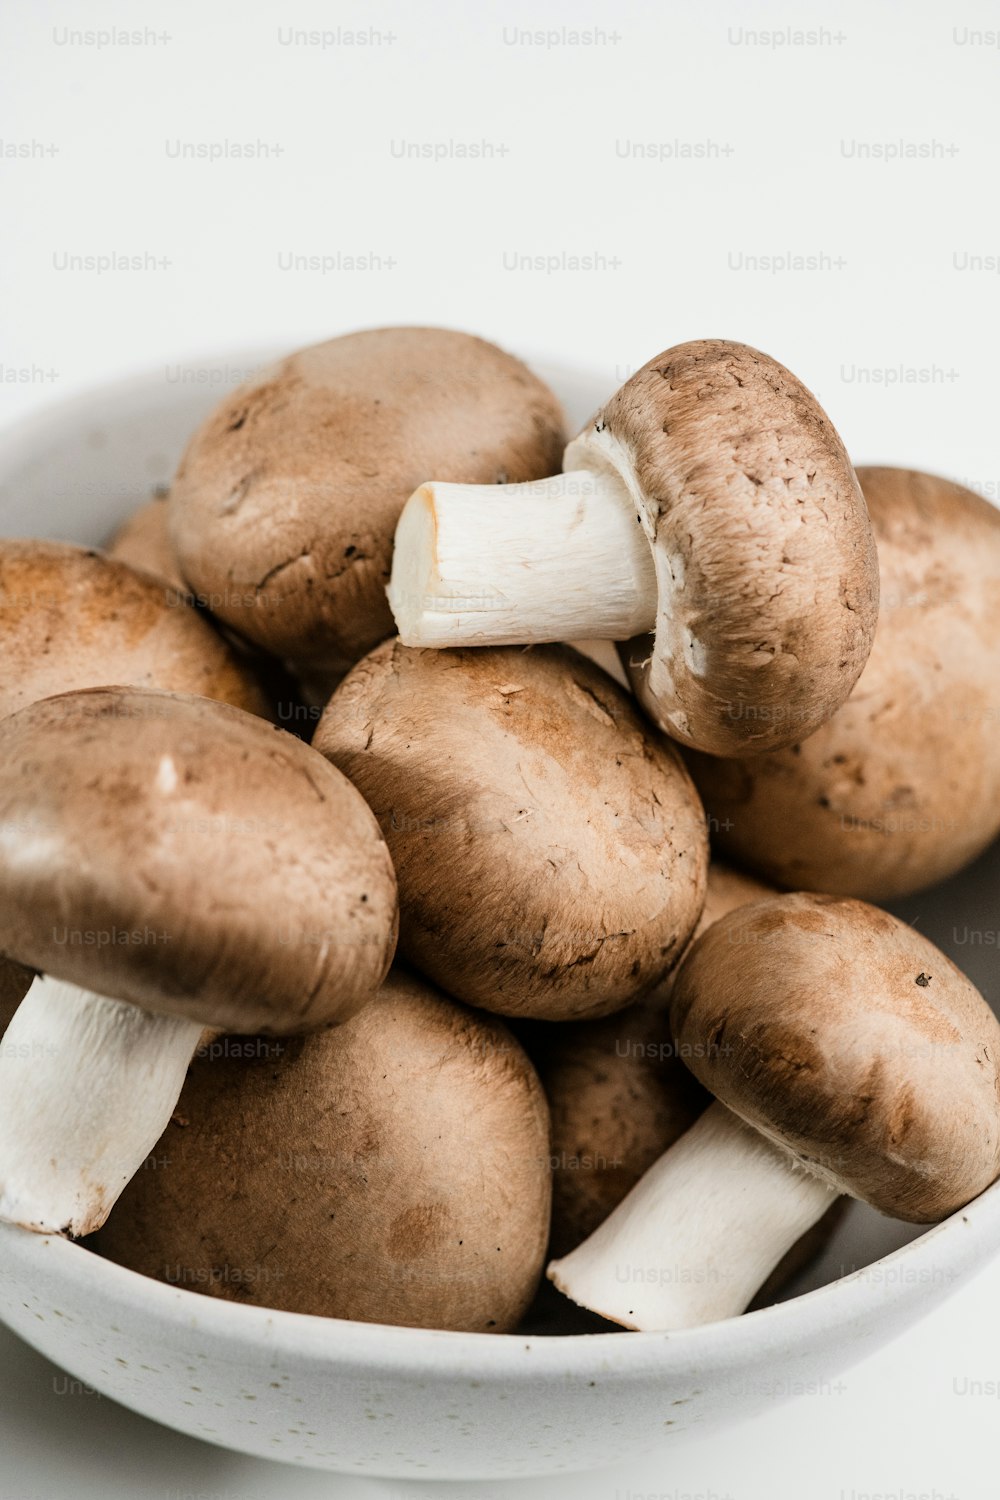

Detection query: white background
xmin=1 ymin=0 xmax=999 ymax=1495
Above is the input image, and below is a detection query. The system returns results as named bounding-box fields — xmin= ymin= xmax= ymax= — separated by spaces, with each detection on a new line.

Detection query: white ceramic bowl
xmin=0 ymin=349 xmax=999 ymax=1481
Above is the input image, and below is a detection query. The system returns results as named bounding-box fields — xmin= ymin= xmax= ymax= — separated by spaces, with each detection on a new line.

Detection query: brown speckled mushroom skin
xmin=95 ymin=970 xmax=551 ymax=1333
xmin=0 ymin=688 xmax=398 ymax=1034
xmin=169 ymin=327 xmax=567 ymax=680
xmin=0 ymin=540 xmax=268 ymax=720
xmin=314 ymin=642 xmax=708 ymax=1022
xmin=107 ymin=501 xmax=312 ymax=730
xmin=534 ymin=862 xmax=770 ymax=1255
xmin=685 ymin=468 xmax=1000 ymax=900
xmin=107 ymin=495 xmax=187 ymax=593
xmin=671 ymin=893 xmax=1000 ymax=1222
xmin=576 ymin=340 xmax=878 ymax=756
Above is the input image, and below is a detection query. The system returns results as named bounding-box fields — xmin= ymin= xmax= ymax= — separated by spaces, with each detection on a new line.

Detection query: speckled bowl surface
xmin=0 ymin=349 xmax=999 ymax=1480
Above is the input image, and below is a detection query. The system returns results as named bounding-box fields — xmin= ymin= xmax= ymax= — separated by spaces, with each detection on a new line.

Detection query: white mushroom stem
xmin=0 ymin=975 xmax=204 ymax=1237
xmin=387 ymin=469 xmax=657 ymax=647
xmin=548 ymin=1101 xmax=839 ymax=1331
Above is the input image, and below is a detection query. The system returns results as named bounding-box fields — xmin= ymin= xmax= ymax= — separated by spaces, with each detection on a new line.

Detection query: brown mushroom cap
xmin=671 ymin=893 xmax=1000 ymax=1221
xmin=169 ymin=327 xmax=567 ymax=680
xmin=107 ymin=495 xmax=187 ymax=593
xmin=685 ymin=468 xmax=1000 ymax=899
xmin=535 ymin=862 xmax=770 ymax=1255
xmin=563 ymin=340 xmax=878 ymax=756
xmin=107 ymin=502 xmax=310 ymax=726
xmin=314 ymin=641 xmax=708 ymax=1021
xmin=0 ymin=687 xmax=397 ymax=1033
xmin=95 ymin=969 xmax=551 ymax=1332
xmin=0 ymin=540 xmax=268 ymax=721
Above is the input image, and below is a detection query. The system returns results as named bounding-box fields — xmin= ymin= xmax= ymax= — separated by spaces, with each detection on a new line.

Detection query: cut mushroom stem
xmin=388 ymin=468 xmax=657 ymax=647
xmin=547 ymin=1101 xmax=839 ymax=1331
xmin=0 ymin=976 xmax=204 ymax=1238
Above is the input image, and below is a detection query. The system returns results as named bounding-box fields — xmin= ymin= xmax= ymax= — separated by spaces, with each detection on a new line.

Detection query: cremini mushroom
xmin=168 ymin=327 xmax=566 ymax=687
xmin=107 ymin=493 xmax=187 ymax=592
xmin=0 ymin=538 xmax=267 ymax=720
xmin=95 ymin=969 xmax=550 ymax=1333
xmin=0 ymin=686 xmax=397 ymax=1236
xmin=388 ymin=339 xmax=879 ymax=756
xmin=106 ymin=502 xmax=309 ymax=726
xmin=313 ymin=641 xmax=708 ymax=1021
xmin=685 ymin=467 xmax=1000 ymax=899
xmin=535 ymin=862 xmax=770 ymax=1256
xmin=549 ymin=893 xmax=1000 ymax=1329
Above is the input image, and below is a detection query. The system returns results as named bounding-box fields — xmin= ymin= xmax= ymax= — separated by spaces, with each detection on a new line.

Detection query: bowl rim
xmin=0 ymin=346 xmax=998 ymax=1370
xmin=4 ymin=1180 xmax=998 ymax=1371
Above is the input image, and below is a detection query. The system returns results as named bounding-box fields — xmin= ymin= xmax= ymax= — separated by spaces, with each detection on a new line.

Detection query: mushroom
xmin=0 ymin=539 xmax=268 ymax=720
xmin=95 ymin=969 xmax=551 ymax=1333
xmin=548 ymin=893 xmax=1000 ymax=1329
xmin=107 ymin=493 xmax=187 ymax=593
xmin=685 ymin=467 xmax=1000 ymax=899
xmin=534 ymin=862 xmax=771 ymax=1256
xmin=0 ymin=686 xmax=397 ymax=1236
xmin=388 ymin=338 xmax=879 ymax=757
xmin=168 ymin=327 xmax=566 ymax=687
xmin=313 ymin=640 xmax=708 ymax=1021
xmin=104 ymin=501 xmax=309 ymax=727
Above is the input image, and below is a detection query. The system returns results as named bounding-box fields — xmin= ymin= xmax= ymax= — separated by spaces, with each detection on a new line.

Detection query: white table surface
xmin=1 ymin=0 xmax=999 ymax=1494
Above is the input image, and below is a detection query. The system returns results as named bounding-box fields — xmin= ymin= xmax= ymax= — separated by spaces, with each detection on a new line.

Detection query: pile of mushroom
xmin=1 ymin=324 xmax=998 ymax=1338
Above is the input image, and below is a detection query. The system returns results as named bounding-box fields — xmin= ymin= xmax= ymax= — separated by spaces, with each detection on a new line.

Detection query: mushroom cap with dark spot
xmin=0 ymin=539 xmax=268 ymax=720
xmin=95 ymin=969 xmax=551 ymax=1332
xmin=670 ymin=893 xmax=1000 ymax=1221
xmin=685 ymin=468 xmax=1000 ymax=899
xmin=0 ymin=687 xmax=397 ymax=1033
xmin=169 ymin=327 xmax=567 ymax=679
xmin=564 ymin=340 xmax=878 ymax=756
xmin=314 ymin=642 xmax=708 ymax=1022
